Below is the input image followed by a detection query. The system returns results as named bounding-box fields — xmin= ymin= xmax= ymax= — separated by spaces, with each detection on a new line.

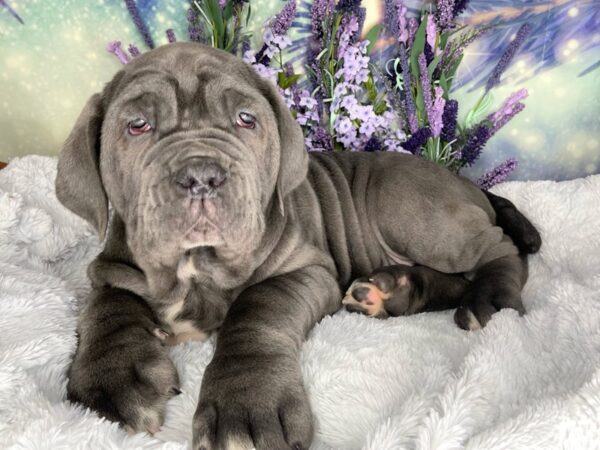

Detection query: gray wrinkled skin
xmin=56 ymin=43 xmax=530 ymax=450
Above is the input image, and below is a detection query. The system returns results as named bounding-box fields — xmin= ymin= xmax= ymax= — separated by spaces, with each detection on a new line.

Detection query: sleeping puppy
xmin=342 ymin=265 xmax=470 ymax=318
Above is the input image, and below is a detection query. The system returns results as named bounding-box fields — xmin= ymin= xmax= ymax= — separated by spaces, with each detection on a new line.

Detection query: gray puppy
xmin=56 ymin=43 xmax=540 ymax=449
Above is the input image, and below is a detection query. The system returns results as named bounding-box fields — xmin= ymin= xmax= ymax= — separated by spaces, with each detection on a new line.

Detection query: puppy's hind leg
xmin=484 ymin=191 xmax=541 ymax=255
xmin=454 ymin=251 xmax=528 ymax=330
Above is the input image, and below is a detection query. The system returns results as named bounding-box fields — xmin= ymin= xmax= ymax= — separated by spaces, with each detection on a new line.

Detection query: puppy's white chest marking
xmin=161 ymin=296 xmax=208 ymax=345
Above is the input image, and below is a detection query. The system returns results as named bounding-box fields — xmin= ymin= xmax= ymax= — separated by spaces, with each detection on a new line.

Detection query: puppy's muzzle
xmin=173 ymin=158 xmax=227 ymax=199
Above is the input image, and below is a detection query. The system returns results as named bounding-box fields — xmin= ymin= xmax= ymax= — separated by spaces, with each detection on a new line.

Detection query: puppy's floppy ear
xmin=258 ymin=77 xmax=308 ymax=214
xmin=55 ymin=93 xmax=108 ymax=240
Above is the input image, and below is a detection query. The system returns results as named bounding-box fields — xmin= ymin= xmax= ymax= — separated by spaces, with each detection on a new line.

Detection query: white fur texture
xmin=1 ymin=156 xmax=599 ymax=450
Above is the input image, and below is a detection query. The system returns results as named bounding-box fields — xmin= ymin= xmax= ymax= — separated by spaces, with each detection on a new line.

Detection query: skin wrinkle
xmin=54 ymin=43 xmax=539 ymax=448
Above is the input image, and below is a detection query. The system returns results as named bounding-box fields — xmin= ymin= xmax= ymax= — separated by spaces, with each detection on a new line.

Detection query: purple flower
xmin=426 ymin=15 xmax=437 ymax=50
xmin=399 ymin=44 xmax=418 ymax=133
xmin=441 ymin=99 xmax=458 ymax=142
xmin=219 ymin=0 xmax=227 ymax=8
xmin=128 ymin=43 xmax=141 ymax=57
xmin=407 ymin=17 xmax=418 ymax=45
xmin=270 ymin=0 xmax=296 ymax=36
xmin=309 ymin=127 xmax=334 ymax=152
xmin=488 ymin=89 xmax=528 ymax=124
xmin=187 ymin=7 xmax=204 ymax=42
xmin=107 ymin=41 xmax=130 ymax=65
xmin=335 ymin=0 xmax=361 ymax=13
xmin=401 ymin=127 xmax=431 ymax=154
xmin=435 ymin=0 xmax=456 ymax=30
xmin=429 ymin=87 xmax=446 ymax=137
xmin=453 ymin=0 xmax=469 ymax=18
xmin=310 ymin=0 xmax=333 ymax=41
xmin=284 ymin=62 xmax=294 ymax=77
xmin=364 ymin=136 xmax=382 ymax=152
xmin=124 ymin=0 xmax=155 ymax=49
xmin=384 ymin=0 xmax=408 ymax=43
xmin=459 ymin=125 xmax=490 ymax=166
xmin=477 ymin=158 xmax=518 ymax=190
xmin=418 ymin=53 xmax=434 ymax=119
xmin=485 ymin=23 xmax=530 ymax=92
xmin=489 ymin=102 xmax=525 ymax=137
xmin=241 ymin=36 xmax=251 ymax=56
xmin=335 ymin=116 xmax=354 ymax=135
xmin=166 ymin=28 xmax=176 ymax=43
xmin=383 ymin=0 xmax=401 ymax=36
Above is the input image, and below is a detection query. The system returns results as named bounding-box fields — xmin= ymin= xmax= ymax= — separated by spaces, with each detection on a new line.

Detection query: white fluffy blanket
xmin=1 ymin=155 xmax=599 ymax=450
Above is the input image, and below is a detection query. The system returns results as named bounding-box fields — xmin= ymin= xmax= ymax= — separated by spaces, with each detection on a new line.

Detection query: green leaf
xmin=428 ymin=54 xmax=441 ymax=78
xmin=439 ymin=72 xmax=449 ymax=98
xmin=439 ymin=31 xmax=450 ymax=51
xmin=277 ymin=73 xmax=301 ymax=89
xmin=223 ymin=0 xmax=233 ymax=21
xmin=464 ymin=92 xmax=494 ymax=129
xmin=205 ymin=0 xmax=225 ymax=48
xmin=374 ymin=102 xmax=388 ymax=115
xmin=409 ymin=15 xmax=428 ymax=79
xmin=246 ymin=3 xmax=252 ymax=27
xmin=364 ymin=24 xmax=383 ymax=55
xmin=415 ymin=82 xmax=425 ymax=126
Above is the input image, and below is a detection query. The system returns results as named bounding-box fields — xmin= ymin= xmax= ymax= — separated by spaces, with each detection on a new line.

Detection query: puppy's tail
xmin=484 ymin=190 xmax=542 ymax=255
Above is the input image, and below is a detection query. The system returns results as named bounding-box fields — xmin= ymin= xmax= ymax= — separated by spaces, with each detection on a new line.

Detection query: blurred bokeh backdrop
xmin=0 ymin=0 xmax=598 ymax=181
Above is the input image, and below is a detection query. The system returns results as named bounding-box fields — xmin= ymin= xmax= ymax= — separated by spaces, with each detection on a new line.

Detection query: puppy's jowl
xmin=56 ymin=43 xmax=540 ymax=449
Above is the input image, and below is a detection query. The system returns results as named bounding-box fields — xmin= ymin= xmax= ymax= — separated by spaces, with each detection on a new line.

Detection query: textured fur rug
xmin=1 ymin=156 xmax=599 ymax=450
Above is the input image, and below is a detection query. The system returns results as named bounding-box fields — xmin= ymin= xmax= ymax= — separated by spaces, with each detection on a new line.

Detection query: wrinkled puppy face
xmin=102 ymin=47 xmax=276 ymax=268
xmin=56 ymin=43 xmax=308 ymax=287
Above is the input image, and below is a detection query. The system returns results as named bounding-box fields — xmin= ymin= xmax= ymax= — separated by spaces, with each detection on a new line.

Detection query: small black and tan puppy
xmin=342 ymin=264 xmax=470 ymax=318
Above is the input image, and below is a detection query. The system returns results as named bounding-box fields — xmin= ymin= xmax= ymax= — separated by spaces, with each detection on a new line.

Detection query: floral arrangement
xmin=109 ymin=0 xmax=531 ymax=190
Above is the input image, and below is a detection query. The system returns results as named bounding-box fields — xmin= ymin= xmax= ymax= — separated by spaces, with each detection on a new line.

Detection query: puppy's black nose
xmin=174 ymin=161 xmax=227 ymax=197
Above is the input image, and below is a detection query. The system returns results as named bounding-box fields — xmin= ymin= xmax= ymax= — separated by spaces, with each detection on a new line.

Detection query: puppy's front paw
xmin=68 ymin=334 xmax=180 ymax=434
xmin=193 ymin=354 xmax=313 ymax=450
xmin=67 ymin=289 xmax=180 ymax=434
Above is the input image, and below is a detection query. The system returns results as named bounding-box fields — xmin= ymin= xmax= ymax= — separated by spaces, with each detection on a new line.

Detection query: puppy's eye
xmin=128 ymin=118 xmax=152 ymax=136
xmin=236 ymin=112 xmax=256 ymax=129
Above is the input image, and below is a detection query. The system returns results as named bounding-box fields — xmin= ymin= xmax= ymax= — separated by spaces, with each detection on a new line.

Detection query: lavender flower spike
xmin=490 ymin=102 xmax=525 ymax=137
xmin=270 ymin=0 xmax=297 ymax=36
xmin=384 ymin=0 xmax=408 ymax=43
xmin=429 ymin=87 xmax=446 ymax=137
xmin=418 ymin=53 xmax=434 ymax=124
xmin=384 ymin=0 xmax=399 ymax=37
xmin=488 ymin=88 xmax=528 ymax=124
xmin=460 ymin=125 xmax=490 ymax=166
xmin=453 ymin=0 xmax=469 ymax=18
xmin=310 ymin=0 xmax=333 ymax=40
xmin=407 ymin=18 xmax=418 ymax=45
xmin=399 ymin=45 xmax=418 ymax=133
xmin=436 ymin=0 xmax=456 ymax=30
xmin=426 ymin=15 xmax=437 ymax=50
xmin=166 ymin=29 xmax=176 ymax=43
xmin=187 ymin=8 xmax=204 ymax=42
xmin=485 ymin=23 xmax=530 ymax=92
xmin=401 ymin=127 xmax=431 ymax=154
xmin=124 ymin=0 xmax=155 ymax=49
xmin=396 ymin=1 xmax=408 ymax=43
xmin=107 ymin=41 xmax=130 ymax=65
xmin=128 ymin=43 xmax=141 ymax=57
xmin=477 ymin=158 xmax=518 ymax=190
xmin=441 ymin=99 xmax=458 ymax=142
